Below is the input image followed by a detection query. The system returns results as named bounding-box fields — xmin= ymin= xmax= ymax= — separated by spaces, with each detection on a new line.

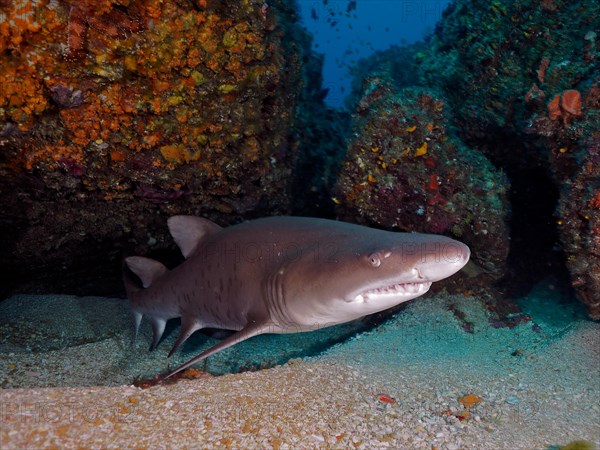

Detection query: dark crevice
xmin=498 ymin=167 xmax=570 ymax=297
xmin=452 ymin=129 xmax=572 ymax=299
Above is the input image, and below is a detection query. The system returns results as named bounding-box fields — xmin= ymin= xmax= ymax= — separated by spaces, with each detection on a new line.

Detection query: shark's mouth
xmin=353 ymin=281 xmax=432 ymax=302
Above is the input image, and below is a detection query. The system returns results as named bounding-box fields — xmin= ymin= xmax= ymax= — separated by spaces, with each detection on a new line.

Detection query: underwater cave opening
xmin=499 ymin=166 xmax=574 ymax=300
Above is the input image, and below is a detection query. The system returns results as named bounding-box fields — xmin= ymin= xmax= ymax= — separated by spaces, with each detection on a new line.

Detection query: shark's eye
xmin=368 ymin=253 xmax=381 ymax=268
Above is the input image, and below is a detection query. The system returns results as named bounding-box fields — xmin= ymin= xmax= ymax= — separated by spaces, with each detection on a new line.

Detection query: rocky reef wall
xmin=0 ymin=0 xmax=305 ymax=295
xmin=334 ymin=75 xmax=510 ymax=279
xmin=1 ymin=0 xmax=598 ymax=321
xmin=343 ymin=0 xmax=599 ymax=318
xmin=417 ymin=0 xmax=599 ymax=319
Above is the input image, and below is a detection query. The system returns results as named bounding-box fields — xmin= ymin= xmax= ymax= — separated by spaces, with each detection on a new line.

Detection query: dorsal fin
xmin=167 ymin=215 xmax=222 ymax=258
xmin=125 ymin=256 xmax=168 ymax=288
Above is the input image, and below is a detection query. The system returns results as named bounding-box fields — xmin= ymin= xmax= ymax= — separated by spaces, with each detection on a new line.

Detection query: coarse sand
xmin=1 ymin=287 xmax=599 ymax=449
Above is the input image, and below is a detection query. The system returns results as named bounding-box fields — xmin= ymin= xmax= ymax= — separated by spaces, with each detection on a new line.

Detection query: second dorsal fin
xmin=125 ymin=256 xmax=168 ymax=288
xmin=167 ymin=215 xmax=222 ymax=258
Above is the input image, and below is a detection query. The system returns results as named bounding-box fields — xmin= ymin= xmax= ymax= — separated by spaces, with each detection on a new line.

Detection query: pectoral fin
xmin=162 ymin=321 xmax=273 ymax=380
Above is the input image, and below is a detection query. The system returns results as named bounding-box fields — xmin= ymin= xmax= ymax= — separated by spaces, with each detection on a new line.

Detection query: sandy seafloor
xmin=1 ymin=282 xmax=598 ymax=449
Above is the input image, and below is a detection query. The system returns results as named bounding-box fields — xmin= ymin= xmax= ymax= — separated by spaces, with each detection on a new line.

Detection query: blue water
xmin=297 ymin=0 xmax=451 ymax=107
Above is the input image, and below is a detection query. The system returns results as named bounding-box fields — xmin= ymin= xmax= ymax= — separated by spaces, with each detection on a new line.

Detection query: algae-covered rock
xmin=412 ymin=0 xmax=600 ymax=318
xmin=334 ymin=75 xmax=510 ymax=277
xmin=553 ymin=122 xmax=600 ymax=320
xmin=560 ymin=440 xmax=597 ymax=450
xmin=0 ymin=0 xmax=305 ymax=295
xmin=418 ymin=0 xmax=598 ymax=144
xmin=530 ymin=81 xmax=600 ymax=320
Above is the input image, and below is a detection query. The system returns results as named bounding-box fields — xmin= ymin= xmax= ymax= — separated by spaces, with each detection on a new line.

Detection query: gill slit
xmin=266 ymin=270 xmax=287 ymax=326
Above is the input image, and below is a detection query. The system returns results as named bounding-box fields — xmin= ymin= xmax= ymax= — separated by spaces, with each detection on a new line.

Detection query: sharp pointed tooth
xmin=361 ymin=281 xmax=431 ymax=299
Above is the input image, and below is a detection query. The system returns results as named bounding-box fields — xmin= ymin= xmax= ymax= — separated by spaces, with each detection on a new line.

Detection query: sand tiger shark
xmin=124 ymin=216 xmax=470 ymax=379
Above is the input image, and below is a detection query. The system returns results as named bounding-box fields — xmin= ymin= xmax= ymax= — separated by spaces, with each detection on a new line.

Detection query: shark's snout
xmin=415 ymin=239 xmax=470 ymax=282
xmin=345 ymin=237 xmax=470 ymax=309
xmin=449 ymin=241 xmax=471 ymax=269
xmin=459 ymin=242 xmax=470 ymax=264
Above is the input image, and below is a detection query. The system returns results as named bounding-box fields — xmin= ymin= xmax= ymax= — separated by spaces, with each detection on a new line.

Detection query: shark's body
xmin=124 ymin=216 xmax=470 ymax=379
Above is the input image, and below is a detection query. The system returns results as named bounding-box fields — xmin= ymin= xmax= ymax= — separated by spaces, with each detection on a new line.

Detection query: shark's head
xmin=273 ymin=228 xmax=470 ymax=330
